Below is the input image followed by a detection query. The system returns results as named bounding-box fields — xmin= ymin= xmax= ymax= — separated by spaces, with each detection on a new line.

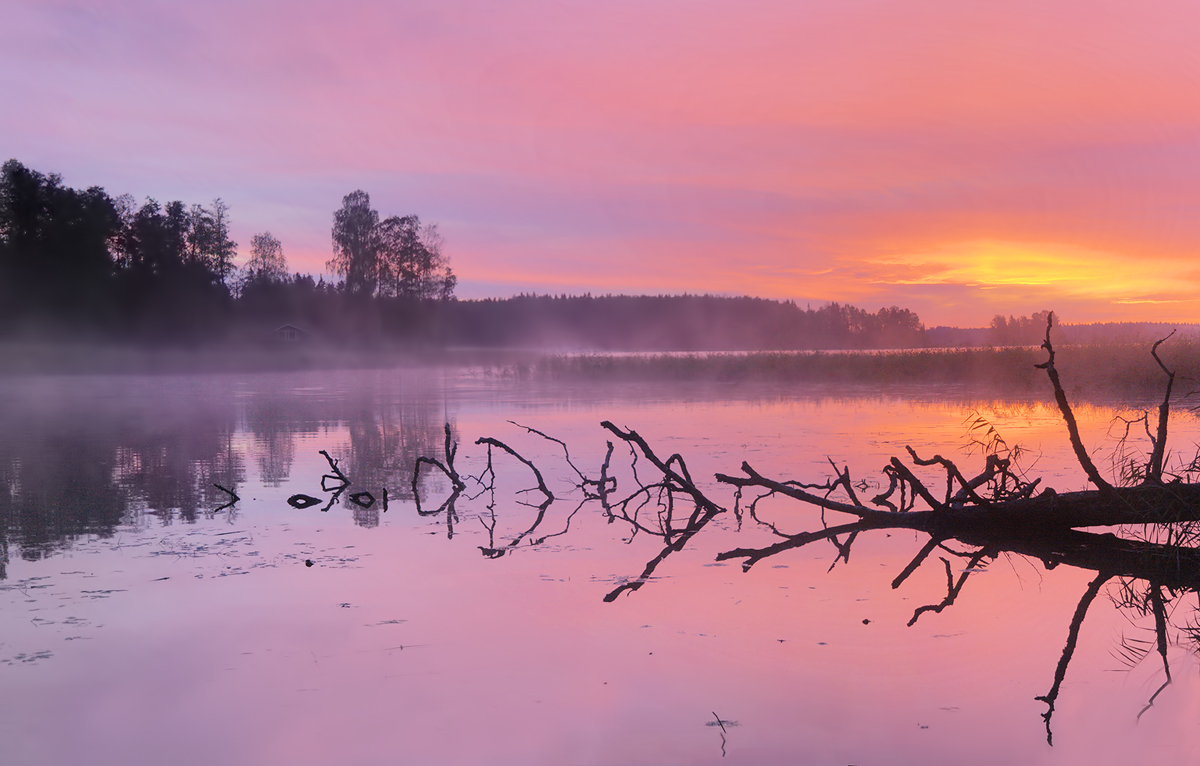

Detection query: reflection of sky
xmin=5 ymin=1 xmax=1200 ymax=325
xmin=3 ymin=371 xmax=1200 ymax=762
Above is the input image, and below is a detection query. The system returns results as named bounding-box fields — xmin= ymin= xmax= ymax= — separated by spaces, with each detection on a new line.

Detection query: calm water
xmin=2 ymin=368 xmax=1199 ymax=765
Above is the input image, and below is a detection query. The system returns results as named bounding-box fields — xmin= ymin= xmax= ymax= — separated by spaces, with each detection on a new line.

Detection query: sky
xmin=3 ymin=0 xmax=1200 ymax=327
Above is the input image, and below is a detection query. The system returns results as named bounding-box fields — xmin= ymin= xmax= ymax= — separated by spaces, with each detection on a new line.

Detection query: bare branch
xmin=319 ymin=449 xmax=350 ymax=491
xmin=1148 ymin=332 xmax=1177 ymax=483
xmin=475 ymin=437 xmax=554 ymax=503
xmin=602 ymin=421 xmax=724 ymax=520
xmin=212 ymin=483 xmax=239 ymax=513
xmin=905 ymin=447 xmax=993 ymax=507
xmin=1036 ymin=571 xmax=1112 ymax=746
xmin=508 ymin=420 xmax=591 ymax=487
xmin=1035 ymin=314 xmax=1113 ymax=492
xmin=717 ymin=461 xmax=891 ymax=521
xmin=1137 ymin=583 xmax=1173 ymax=720
xmin=906 ymin=549 xmax=990 ymax=626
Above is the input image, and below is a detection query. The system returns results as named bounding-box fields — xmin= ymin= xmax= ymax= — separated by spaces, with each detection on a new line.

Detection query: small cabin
xmin=270 ymin=324 xmax=310 ymax=344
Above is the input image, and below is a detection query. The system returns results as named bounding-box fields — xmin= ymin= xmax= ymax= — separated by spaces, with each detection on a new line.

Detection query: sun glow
xmin=879 ymin=240 xmax=1184 ymax=298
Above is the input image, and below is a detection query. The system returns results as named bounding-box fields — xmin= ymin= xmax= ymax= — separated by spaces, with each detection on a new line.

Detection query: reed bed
xmin=484 ymin=340 xmax=1200 ymax=400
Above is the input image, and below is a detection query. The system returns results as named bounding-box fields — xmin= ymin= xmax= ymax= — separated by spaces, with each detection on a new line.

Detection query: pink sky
xmin=4 ymin=0 xmax=1200 ymax=326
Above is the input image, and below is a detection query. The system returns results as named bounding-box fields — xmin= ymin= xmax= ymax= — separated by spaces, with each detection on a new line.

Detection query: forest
xmin=2 ymin=158 xmax=1179 ymax=354
xmin=0 ymin=159 xmax=934 ymax=350
xmin=0 ymin=160 xmax=453 ymax=344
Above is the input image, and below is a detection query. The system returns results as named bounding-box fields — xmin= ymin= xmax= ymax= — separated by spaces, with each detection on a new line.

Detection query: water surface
xmin=2 ymin=369 xmax=1198 ymax=765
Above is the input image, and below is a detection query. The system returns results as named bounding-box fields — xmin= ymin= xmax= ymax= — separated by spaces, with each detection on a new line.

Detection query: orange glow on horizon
xmin=10 ymin=0 xmax=1200 ymax=327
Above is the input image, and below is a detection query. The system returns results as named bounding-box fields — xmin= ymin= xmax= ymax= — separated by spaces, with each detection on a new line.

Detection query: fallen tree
xmin=406 ymin=314 xmax=1200 ymax=744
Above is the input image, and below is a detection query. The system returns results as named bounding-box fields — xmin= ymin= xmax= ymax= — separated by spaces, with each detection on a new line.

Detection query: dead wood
xmin=407 ymin=313 xmax=1200 ymax=741
xmin=212 ymin=483 xmax=239 ymax=512
xmin=474 ymin=437 xmax=554 ymax=503
xmin=1035 ymin=571 xmax=1111 ymax=745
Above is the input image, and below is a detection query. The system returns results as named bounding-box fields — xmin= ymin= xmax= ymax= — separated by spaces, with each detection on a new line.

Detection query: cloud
xmin=4 ymin=0 xmax=1200 ymax=325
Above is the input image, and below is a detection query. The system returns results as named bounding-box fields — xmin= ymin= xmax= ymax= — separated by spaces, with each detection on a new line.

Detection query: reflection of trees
xmin=256 ymin=429 xmax=295 ymax=487
xmin=0 ymin=378 xmax=246 ymax=577
xmin=246 ymin=393 xmax=322 ymax=486
xmin=417 ymin=319 xmax=1200 ymax=743
xmin=279 ymin=381 xmax=451 ymax=527
xmin=0 ymin=370 xmax=457 ymax=571
xmin=114 ymin=428 xmax=244 ymax=523
xmin=0 ymin=431 xmax=125 ymax=574
xmin=328 ymin=386 xmax=448 ymax=526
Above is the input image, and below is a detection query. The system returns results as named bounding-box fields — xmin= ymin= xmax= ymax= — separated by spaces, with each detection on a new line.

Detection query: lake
xmin=2 ymin=366 xmax=1199 ymax=765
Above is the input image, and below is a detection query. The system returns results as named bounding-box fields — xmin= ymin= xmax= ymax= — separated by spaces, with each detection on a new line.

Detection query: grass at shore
xmin=3 ymin=338 xmax=1197 ymax=402
xmin=480 ymin=341 xmax=1200 ymax=400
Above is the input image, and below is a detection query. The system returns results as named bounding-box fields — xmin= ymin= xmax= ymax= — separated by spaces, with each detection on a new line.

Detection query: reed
xmin=482 ymin=340 xmax=1200 ymax=400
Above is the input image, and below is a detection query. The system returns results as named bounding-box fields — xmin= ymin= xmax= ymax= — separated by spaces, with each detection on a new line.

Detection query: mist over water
xmin=2 ymin=366 xmax=1199 ymax=764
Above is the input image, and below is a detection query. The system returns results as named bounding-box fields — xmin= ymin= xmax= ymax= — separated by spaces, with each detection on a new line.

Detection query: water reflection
xmin=0 ymin=370 xmax=454 ymax=571
xmin=6 ymin=367 xmax=1200 ymax=760
xmin=0 ymin=424 xmax=125 ymax=577
xmin=0 ymin=377 xmax=245 ymax=576
xmin=390 ymin=356 xmax=1200 ymax=745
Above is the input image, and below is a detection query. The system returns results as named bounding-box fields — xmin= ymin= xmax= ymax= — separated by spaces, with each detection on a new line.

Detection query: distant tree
xmin=328 ymin=190 xmax=380 ymax=297
xmin=376 ymin=215 xmax=457 ymax=300
xmin=872 ymin=306 xmax=925 ymax=347
xmin=114 ymin=198 xmax=182 ymax=275
xmin=988 ymin=314 xmax=1010 ymax=344
xmin=329 ymin=191 xmax=455 ymax=301
xmin=246 ymin=231 xmax=288 ymax=283
xmin=0 ymin=159 xmax=121 ymax=329
xmin=0 ymin=159 xmax=241 ymax=340
xmin=185 ymin=199 xmax=237 ymax=285
xmin=989 ymin=311 xmax=1053 ymax=346
xmin=110 ymin=196 xmax=234 ymax=339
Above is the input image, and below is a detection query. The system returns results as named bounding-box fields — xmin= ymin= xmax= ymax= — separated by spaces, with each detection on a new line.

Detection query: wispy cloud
xmin=4 ymin=0 xmax=1200 ymax=324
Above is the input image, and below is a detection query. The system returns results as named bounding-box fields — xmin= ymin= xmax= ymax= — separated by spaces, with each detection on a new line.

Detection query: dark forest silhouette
xmin=0 ymin=160 xmax=456 ymax=344
xmin=0 ymin=158 xmax=929 ymax=351
xmin=441 ymin=293 xmax=926 ymax=350
xmin=8 ymin=158 xmax=1197 ymax=355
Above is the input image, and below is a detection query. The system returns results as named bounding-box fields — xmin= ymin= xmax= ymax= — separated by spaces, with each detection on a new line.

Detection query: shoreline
xmin=0 ymin=340 xmax=1192 ymax=401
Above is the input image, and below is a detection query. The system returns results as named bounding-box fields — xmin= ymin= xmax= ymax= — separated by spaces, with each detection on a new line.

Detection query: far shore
xmin=0 ymin=339 xmax=499 ymax=376
xmin=0 ymin=339 xmax=1194 ymax=402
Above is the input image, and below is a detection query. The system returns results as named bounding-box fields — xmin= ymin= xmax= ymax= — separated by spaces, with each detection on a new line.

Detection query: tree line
xmin=437 ymin=294 xmax=926 ymax=350
xmin=0 ymin=159 xmax=239 ymax=339
xmin=0 ymin=160 xmax=455 ymax=342
xmin=2 ymin=159 xmax=935 ymax=350
xmin=966 ymin=312 xmax=1198 ymax=348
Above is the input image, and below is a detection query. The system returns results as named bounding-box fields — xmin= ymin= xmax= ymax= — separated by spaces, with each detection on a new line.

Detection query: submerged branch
xmin=319 ymin=449 xmax=350 ymax=492
xmin=598 ymin=421 xmax=727 ymax=600
xmin=412 ymin=422 xmax=467 ymax=517
xmin=716 ymin=520 xmax=871 ymax=572
xmin=212 ymin=483 xmax=239 ymax=512
xmin=906 ymin=548 xmax=990 ymax=626
xmin=1138 ymin=583 xmax=1174 ymax=720
xmin=1036 ymin=571 xmax=1111 ymax=746
xmin=474 ymin=437 xmax=554 ymax=503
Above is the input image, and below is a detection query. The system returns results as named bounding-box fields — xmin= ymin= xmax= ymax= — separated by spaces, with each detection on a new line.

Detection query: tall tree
xmin=246 ymin=231 xmax=287 ymax=283
xmin=376 ymin=215 xmax=456 ymax=300
xmin=185 ymin=199 xmax=237 ymax=285
xmin=0 ymin=159 xmax=121 ymax=328
xmin=328 ymin=190 xmax=379 ymax=297
xmin=329 ymin=191 xmax=456 ymax=301
xmin=115 ymin=198 xmax=183 ymax=275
